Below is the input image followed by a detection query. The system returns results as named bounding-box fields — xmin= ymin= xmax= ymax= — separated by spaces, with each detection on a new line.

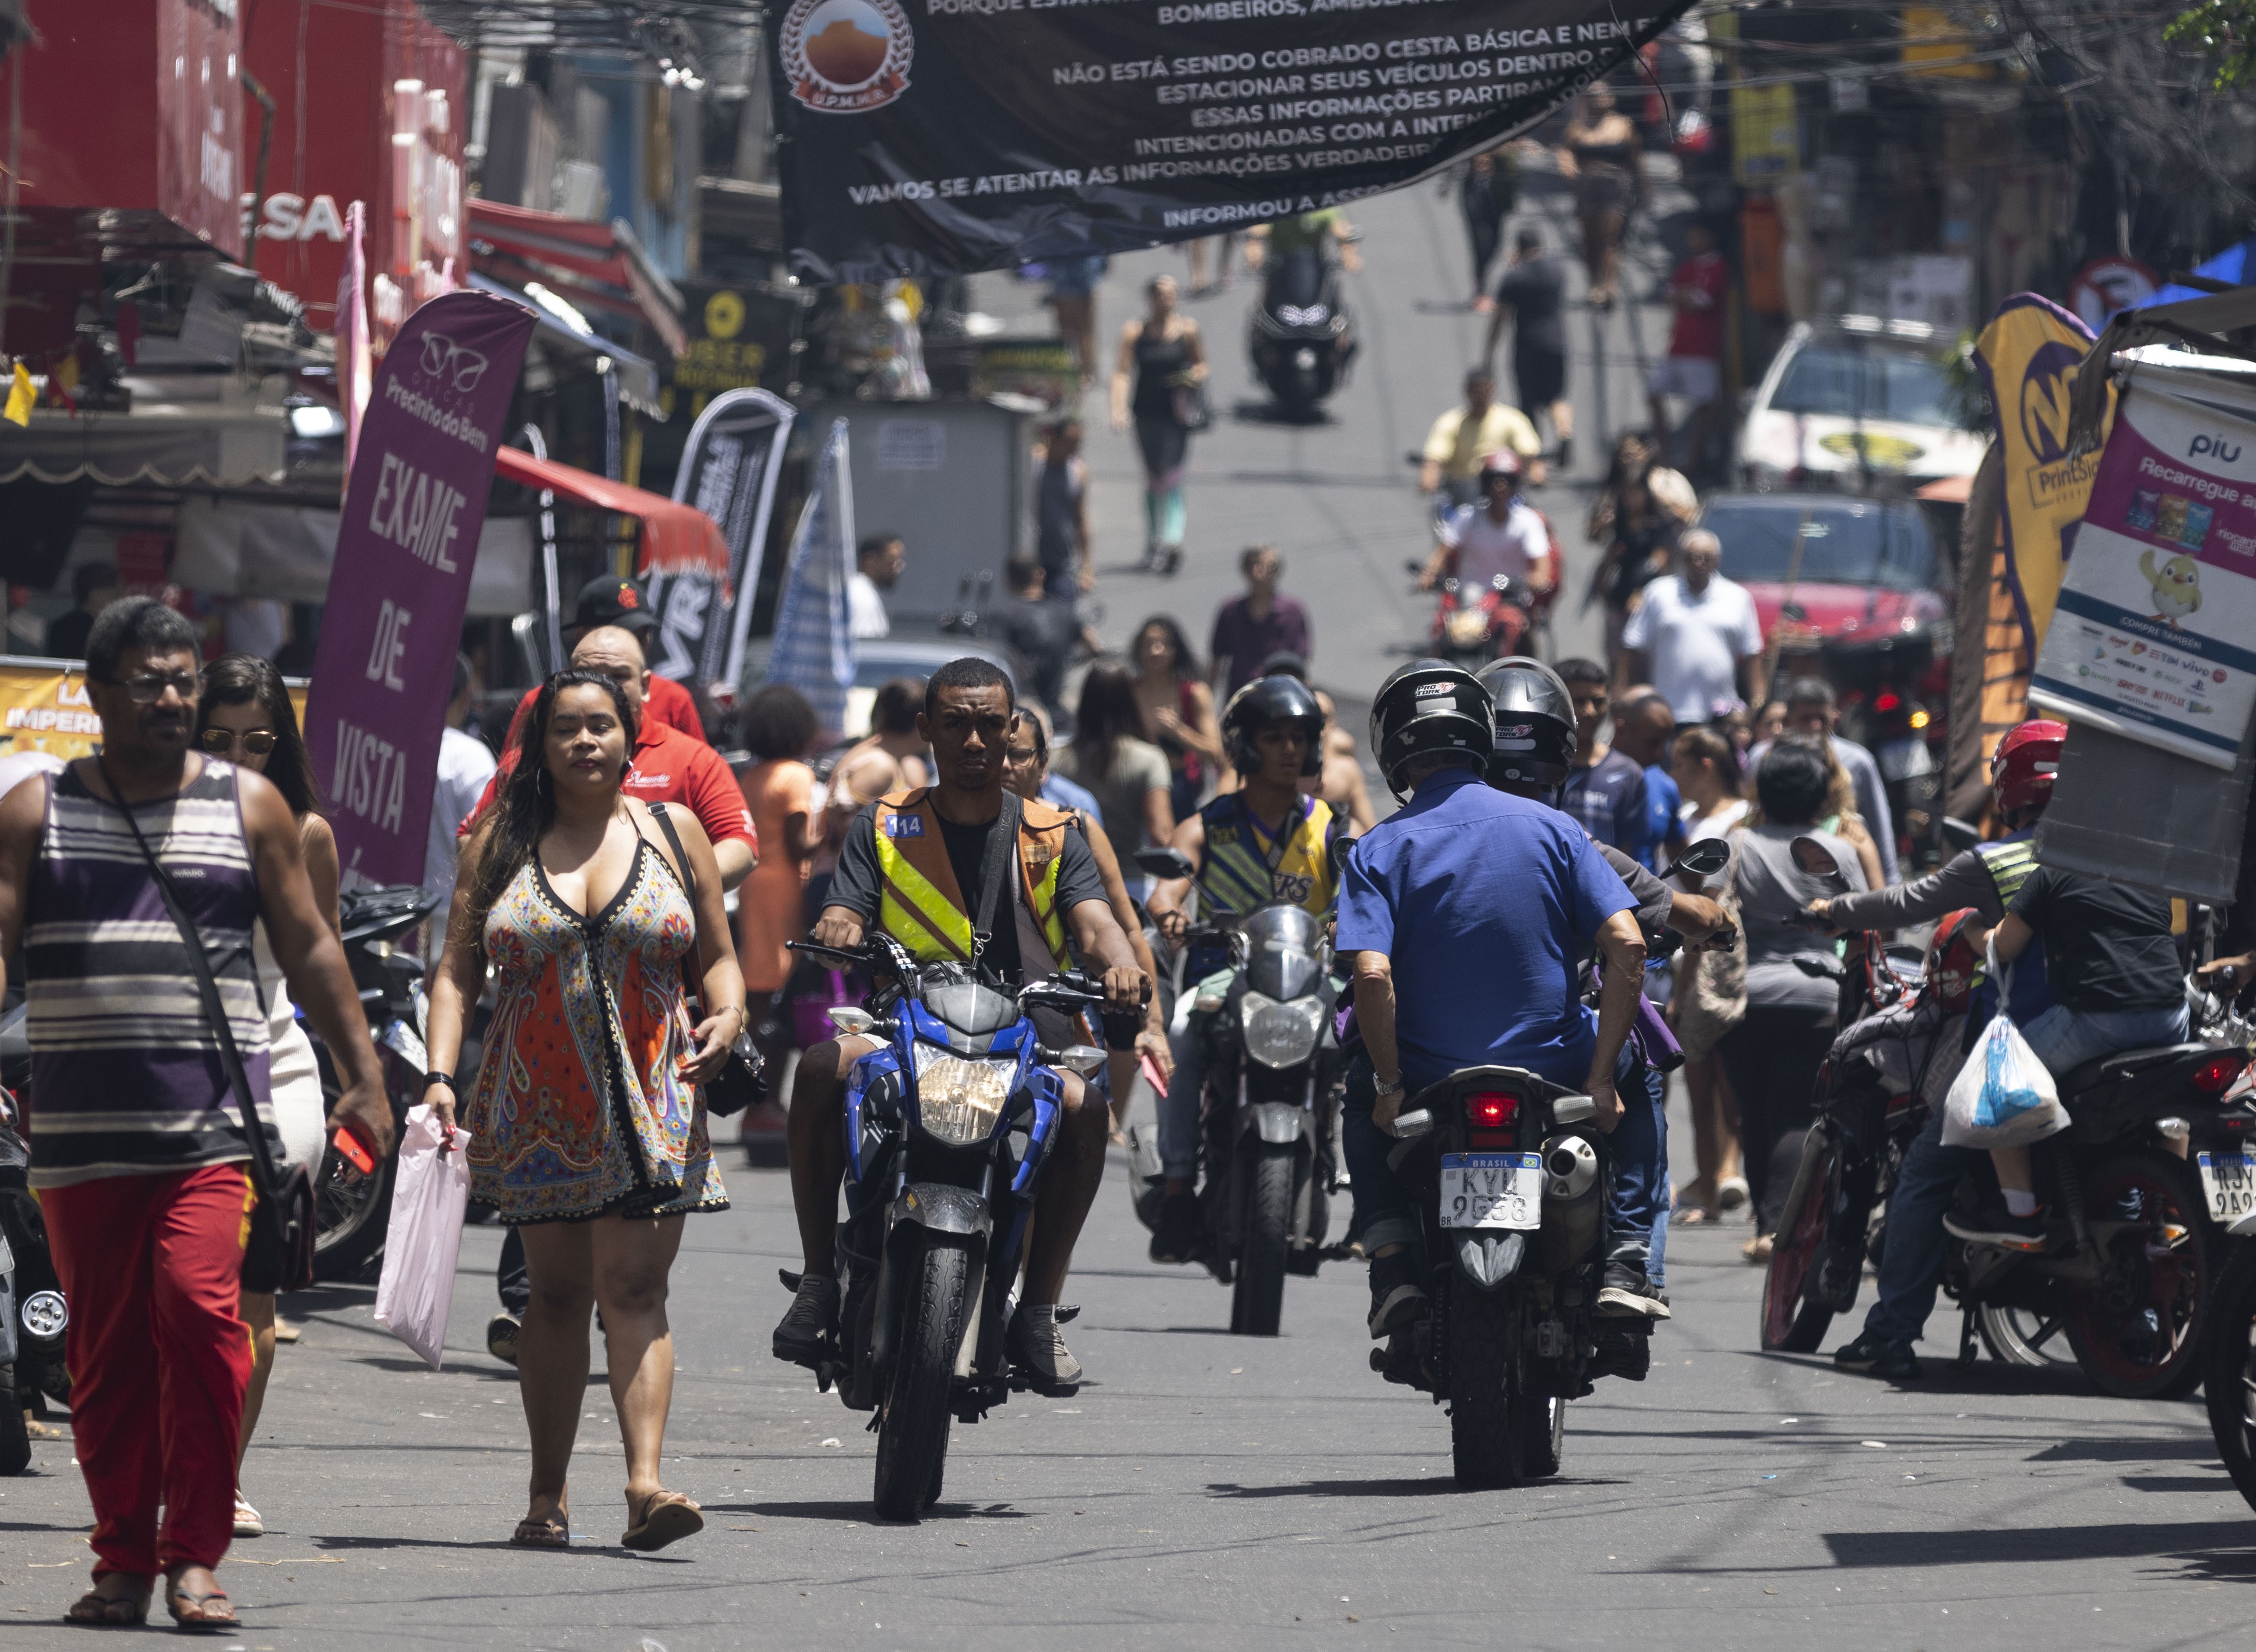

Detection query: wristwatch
xmin=1374 ymin=1075 xmax=1405 ymax=1099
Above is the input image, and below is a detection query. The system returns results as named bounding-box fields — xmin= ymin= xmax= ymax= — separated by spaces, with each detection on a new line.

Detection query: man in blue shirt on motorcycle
xmin=1335 ymin=660 xmax=1649 ymax=1339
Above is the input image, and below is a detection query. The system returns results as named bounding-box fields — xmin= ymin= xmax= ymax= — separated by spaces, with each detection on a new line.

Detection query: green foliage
xmin=1938 ymin=332 xmax=1991 ymax=435
xmin=2167 ymin=0 xmax=2256 ymax=89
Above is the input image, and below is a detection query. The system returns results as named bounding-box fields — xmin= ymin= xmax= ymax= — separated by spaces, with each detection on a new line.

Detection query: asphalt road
xmin=1 ymin=1136 xmax=2248 ymax=1649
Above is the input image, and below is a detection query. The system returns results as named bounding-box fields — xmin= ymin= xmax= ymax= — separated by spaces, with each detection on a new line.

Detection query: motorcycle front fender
xmin=1454 ymin=1230 xmax=1525 ymax=1291
xmin=1241 ymin=1102 xmax=1311 ymax=1148
xmin=891 ymin=1182 xmax=993 ymax=1239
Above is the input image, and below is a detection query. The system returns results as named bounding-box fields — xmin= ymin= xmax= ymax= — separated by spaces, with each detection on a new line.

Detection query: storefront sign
xmin=648 ymin=389 xmax=797 ymax=694
xmin=2029 ymin=378 xmax=2256 ymax=769
xmin=0 ymin=657 xmax=306 ymax=764
xmin=669 ymin=284 xmax=804 ymax=415
xmin=1973 ymin=294 xmax=2111 ymax=657
xmin=772 ymin=0 xmax=1694 ymax=279
xmin=1730 ymin=81 xmax=1798 ymax=186
xmin=306 ymin=291 xmax=533 ymax=883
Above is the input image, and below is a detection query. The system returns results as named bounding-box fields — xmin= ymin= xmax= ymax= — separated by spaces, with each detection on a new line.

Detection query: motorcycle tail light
xmin=2192 ymin=1052 xmax=2248 ymax=1095
xmin=1875 ymin=690 xmax=1902 ymax=713
xmin=1465 ymin=1092 xmax=1518 ymax=1130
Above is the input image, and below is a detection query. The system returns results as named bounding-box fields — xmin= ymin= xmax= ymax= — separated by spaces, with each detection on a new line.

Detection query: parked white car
xmin=1739 ymin=318 xmax=1986 ymax=493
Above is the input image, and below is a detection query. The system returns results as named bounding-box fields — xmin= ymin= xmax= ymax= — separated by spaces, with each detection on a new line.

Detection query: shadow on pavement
xmin=311 ymin=1532 xmax=690 ymax=1562
xmin=741 ymin=1500 xmax=1028 ymax=1524
xmin=1820 ymin=1520 xmax=2256 ymax=1572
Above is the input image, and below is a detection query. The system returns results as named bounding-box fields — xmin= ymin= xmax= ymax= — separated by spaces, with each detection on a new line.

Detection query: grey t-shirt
xmin=1055 ymin=737 xmax=1173 ymax=865
xmin=1733 ymin=823 xmax=1869 ymax=1012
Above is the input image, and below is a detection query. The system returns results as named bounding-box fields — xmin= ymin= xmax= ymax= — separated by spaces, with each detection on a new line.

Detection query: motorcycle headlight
xmin=1444 ymin=607 xmax=1490 ymax=647
xmin=1240 ymin=991 xmax=1324 ymax=1069
xmin=911 ymin=1043 xmax=1017 ymax=1146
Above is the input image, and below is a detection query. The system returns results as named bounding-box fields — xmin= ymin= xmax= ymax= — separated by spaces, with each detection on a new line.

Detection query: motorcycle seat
xmin=2058 ymin=1041 xmax=2215 ymax=1100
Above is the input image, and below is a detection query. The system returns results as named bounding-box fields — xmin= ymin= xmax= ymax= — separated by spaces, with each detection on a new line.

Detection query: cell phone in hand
xmin=332 ymin=1125 xmax=377 ymax=1175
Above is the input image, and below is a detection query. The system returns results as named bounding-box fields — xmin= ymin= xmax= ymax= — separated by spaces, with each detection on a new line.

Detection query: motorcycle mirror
xmin=1667 ymin=840 xmax=1731 ymax=880
xmin=826 ymin=1007 xmax=876 ymax=1035
xmin=1789 ymin=835 xmax=1852 ymax=887
xmin=1050 ymin=1044 xmax=1106 ymax=1078
xmin=1941 ymin=816 xmax=1981 ymax=852
xmin=1135 ymin=848 xmax=1197 ymax=882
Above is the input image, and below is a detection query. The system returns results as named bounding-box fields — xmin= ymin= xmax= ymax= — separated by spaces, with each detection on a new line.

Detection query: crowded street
xmin=13 ymin=0 xmax=2256 ymax=1643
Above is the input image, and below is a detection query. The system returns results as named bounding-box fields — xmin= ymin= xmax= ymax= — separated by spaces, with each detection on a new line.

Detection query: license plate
xmin=2198 ymin=1152 xmax=2256 ymax=1221
xmin=1441 ymin=1152 xmax=1543 ymax=1231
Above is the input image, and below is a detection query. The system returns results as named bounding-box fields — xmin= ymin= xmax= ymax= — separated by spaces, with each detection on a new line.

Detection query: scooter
xmin=1249 ymin=248 xmax=1357 ymax=417
xmin=1129 ymin=848 xmax=1341 ymax=1336
xmin=776 ymin=933 xmax=1109 ymax=1523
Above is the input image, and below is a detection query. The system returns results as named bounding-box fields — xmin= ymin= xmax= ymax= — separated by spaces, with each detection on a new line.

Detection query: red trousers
xmin=44 ymin=1164 xmax=253 ymax=1577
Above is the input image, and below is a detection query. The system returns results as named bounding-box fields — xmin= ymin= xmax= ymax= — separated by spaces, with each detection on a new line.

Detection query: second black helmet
xmin=1475 ymin=656 xmax=1577 ymax=793
xmin=1221 ymin=674 xmax=1326 ymax=776
xmin=1369 ymin=659 xmax=1494 ymax=800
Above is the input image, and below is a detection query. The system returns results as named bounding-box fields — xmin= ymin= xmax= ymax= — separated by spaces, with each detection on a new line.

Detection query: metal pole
xmin=521 ymin=422 xmax=562 ymax=671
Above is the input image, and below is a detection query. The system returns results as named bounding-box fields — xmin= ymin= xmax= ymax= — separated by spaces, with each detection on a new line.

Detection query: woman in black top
xmin=1557 ymin=84 xmax=1642 ymax=309
xmin=1457 ymin=147 xmax=1516 ymax=308
xmin=1945 ymin=866 xmax=2190 ymax=1251
xmin=1109 ymin=274 xmax=1208 ymax=576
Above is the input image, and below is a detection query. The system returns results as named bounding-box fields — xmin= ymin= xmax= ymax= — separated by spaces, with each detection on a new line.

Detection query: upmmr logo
xmin=2018 ymin=340 xmax=2083 ymax=464
xmin=782 ymin=0 xmax=914 ymax=114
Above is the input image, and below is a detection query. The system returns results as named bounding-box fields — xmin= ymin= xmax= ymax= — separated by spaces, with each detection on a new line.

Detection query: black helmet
xmin=1222 ymin=674 xmax=1326 ymax=776
xmin=1370 ymin=659 xmax=1493 ymax=801
xmin=1476 ymin=656 xmax=1577 ymax=794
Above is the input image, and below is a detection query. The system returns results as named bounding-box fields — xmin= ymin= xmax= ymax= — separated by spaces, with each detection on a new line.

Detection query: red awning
xmin=494 ymin=447 xmax=727 ymax=576
xmin=468 ymin=200 xmax=688 ymax=358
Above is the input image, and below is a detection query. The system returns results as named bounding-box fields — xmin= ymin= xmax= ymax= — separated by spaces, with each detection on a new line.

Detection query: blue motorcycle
xmin=782 ymin=933 xmax=1107 ymax=1522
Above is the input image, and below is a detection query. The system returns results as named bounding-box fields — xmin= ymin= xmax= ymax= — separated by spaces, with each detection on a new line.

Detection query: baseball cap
xmin=573 ymin=575 xmax=656 ymax=635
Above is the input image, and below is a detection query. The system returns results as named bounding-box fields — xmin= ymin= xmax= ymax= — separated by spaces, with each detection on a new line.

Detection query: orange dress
xmin=737 ymin=757 xmax=815 ymax=993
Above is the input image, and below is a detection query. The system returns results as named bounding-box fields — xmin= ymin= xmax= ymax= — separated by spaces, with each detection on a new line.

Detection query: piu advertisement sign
xmin=772 ymin=0 xmax=1693 ymax=279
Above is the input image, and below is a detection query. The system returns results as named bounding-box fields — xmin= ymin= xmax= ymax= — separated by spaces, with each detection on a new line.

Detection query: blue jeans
xmin=1860 ymin=999 xmax=2190 ymax=1346
xmin=1342 ymin=1043 xmax=1662 ymax=1273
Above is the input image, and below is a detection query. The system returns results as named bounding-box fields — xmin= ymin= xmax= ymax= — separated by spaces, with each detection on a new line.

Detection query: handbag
xmin=1172 ymin=378 xmax=1214 ymax=434
xmin=647 ymin=802 xmax=768 ymax=1118
xmin=102 ymin=761 xmax=316 ymax=1293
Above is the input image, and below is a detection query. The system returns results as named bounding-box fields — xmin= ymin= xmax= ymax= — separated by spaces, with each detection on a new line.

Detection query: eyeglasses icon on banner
xmin=417 ymin=333 xmax=490 ymax=393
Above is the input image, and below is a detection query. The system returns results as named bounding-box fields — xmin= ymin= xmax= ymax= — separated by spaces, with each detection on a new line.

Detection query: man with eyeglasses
xmin=0 ymin=598 xmax=392 ymax=1630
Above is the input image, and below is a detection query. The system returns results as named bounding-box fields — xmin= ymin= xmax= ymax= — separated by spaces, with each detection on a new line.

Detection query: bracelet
xmin=422 ymin=1071 xmax=456 ymax=1092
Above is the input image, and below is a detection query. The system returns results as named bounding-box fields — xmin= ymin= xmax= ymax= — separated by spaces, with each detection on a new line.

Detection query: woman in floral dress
xmin=425 ymin=670 xmax=745 ymax=1555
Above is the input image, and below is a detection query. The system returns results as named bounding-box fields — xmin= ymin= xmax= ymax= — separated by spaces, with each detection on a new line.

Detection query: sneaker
xmin=233 ymin=1493 xmax=263 ymax=1538
xmin=1715 ymin=1175 xmax=1750 ymax=1213
xmin=1596 ymin=1261 xmax=1671 ymax=1320
xmin=1943 ymin=1198 xmax=2049 ymax=1252
xmin=772 ymin=1274 xmax=841 ymax=1366
xmin=1590 ymin=1322 xmax=1650 ymax=1382
xmin=1007 ymin=1302 xmax=1083 ymax=1392
xmin=1366 ymin=1249 xmax=1426 ymax=1339
xmin=1149 ymin=1191 xmax=1203 ymax=1265
xmin=486 ymin=1311 xmax=521 ymax=1367
xmin=1833 ymin=1331 xmax=1921 ymax=1381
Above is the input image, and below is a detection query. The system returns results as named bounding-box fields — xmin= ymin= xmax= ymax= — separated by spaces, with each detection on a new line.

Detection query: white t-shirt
xmin=847 ymin=571 xmax=892 ymax=639
xmin=1621 ymin=574 xmax=1764 ymax=724
xmin=424 ymin=725 xmax=499 ymax=959
xmin=1442 ymin=500 xmax=1550 ymax=589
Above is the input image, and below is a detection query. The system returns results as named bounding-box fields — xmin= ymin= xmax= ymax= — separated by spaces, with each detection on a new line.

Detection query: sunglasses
xmin=200 ymin=727 xmax=278 ymax=757
xmin=109 ymin=670 xmax=200 ymax=705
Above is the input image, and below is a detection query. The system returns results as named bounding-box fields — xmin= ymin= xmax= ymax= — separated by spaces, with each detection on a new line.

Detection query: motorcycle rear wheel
xmin=2202 ymin=1244 xmax=2256 ymax=1515
xmin=1761 ymin=1129 xmax=1839 ymax=1353
xmin=1976 ymin=1303 xmax=2078 ymax=1371
xmin=871 ymin=1240 xmax=970 ymax=1523
xmin=1448 ymin=1288 xmax=1548 ymax=1489
xmin=1230 ymin=1148 xmax=1293 ymax=1337
xmin=312 ymin=1135 xmax=396 ymax=1282
xmin=2062 ymin=1149 xmax=2211 ymax=1400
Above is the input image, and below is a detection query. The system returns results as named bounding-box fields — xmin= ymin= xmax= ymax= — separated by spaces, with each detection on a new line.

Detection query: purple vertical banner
xmin=307 ymin=291 xmax=534 ymax=885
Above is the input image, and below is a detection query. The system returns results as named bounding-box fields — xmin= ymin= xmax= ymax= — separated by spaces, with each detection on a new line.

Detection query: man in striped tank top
xmin=0 ymin=599 xmax=390 ymax=1630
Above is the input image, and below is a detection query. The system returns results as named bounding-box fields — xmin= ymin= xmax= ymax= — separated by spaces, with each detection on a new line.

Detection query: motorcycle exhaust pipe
xmin=1539 ymin=1134 xmax=1602 ymax=1277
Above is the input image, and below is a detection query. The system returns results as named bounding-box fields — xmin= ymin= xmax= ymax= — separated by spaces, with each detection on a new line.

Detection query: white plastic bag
xmin=1940 ymin=939 xmax=2069 ymax=1149
xmin=372 ymin=1104 xmax=471 ymax=1371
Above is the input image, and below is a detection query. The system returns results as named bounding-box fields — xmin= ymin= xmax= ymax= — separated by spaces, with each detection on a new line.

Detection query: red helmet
xmin=1991 ymin=718 xmax=2067 ymax=814
xmin=1927 ymin=908 xmax=1984 ymax=1013
xmin=1477 ymin=449 xmax=1524 ymax=486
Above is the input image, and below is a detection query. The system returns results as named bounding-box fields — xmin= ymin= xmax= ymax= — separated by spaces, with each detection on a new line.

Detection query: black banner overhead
xmin=772 ymin=0 xmax=1695 ymax=281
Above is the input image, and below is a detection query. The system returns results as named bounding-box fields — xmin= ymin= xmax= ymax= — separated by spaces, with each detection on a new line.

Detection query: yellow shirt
xmin=1423 ymin=403 xmax=1541 ymax=479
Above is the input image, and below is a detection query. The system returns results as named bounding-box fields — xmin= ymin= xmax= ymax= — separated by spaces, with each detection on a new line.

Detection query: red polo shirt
xmin=459 ymin=718 xmax=755 ymax=855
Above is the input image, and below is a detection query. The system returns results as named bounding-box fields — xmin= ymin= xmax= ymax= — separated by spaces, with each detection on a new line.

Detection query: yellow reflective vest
xmin=869 ymin=788 xmax=1076 ymax=972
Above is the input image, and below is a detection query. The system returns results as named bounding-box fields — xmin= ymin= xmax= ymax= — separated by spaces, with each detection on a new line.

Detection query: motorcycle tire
xmin=1230 ymin=1147 xmax=1294 ymax=1337
xmin=1761 ymin=1129 xmax=1840 ymax=1353
xmin=1448 ymin=1288 xmax=1547 ymax=1489
xmin=312 ymin=1133 xmax=397 ymax=1283
xmin=871 ymin=1238 xmax=970 ymax=1523
xmin=2202 ymin=1243 xmax=2256 ymax=1515
xmin=0 ymin=1365 xmax=26 ymax=1477
xmin=1976 ymin=1303 xmax=2078 ymax=1371
xmin=2062 ymin=1148 xmax=2212 ymax=1400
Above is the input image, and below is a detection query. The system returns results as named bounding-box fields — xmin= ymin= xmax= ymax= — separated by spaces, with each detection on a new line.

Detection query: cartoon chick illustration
xmin=2139 ymin=548 xmax=2203 ymax=627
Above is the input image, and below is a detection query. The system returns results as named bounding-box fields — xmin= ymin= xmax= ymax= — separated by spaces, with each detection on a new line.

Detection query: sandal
xmin=620 ymin=1489 xmax=703 ymax=1552
xmin=510 ymin=1506 xmax=571 ymax=1549
xmin=64 ymin=1578 xmax=152 ymax=1628
xmin=162 ymin=1572 xmax=238 ymax=1634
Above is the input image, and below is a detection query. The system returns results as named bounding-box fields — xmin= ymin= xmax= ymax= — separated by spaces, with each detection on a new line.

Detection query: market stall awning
xmin=493 ymin=447 xmax=727 ymax=575
xmin=468 ymin=200 xmax=687 ymax=358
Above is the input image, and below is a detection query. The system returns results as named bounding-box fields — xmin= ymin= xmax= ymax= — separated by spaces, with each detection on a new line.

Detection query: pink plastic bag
xmin=373 ymin=1104 xmax=471 ymax=1371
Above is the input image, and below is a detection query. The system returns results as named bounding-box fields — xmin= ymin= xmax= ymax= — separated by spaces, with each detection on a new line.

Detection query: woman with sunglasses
xmin=192 ymin=655 xmax=338 ymax=1542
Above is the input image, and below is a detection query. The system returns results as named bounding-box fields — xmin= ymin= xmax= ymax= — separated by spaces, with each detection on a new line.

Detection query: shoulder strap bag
xmin=646 ymin=802 xmax=768 ymax=1118
xmin=100 ymin=761 xmax=316 ymax=1292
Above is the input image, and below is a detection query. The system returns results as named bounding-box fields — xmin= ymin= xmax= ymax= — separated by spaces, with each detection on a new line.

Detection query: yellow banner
xmin=1730 ymin=82 xmax=1798 ymax=186
xmin=1973 ymin=294 xmax=2113 ymax=654
xmin=0 ymin=658 xmax=312 ymax=765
